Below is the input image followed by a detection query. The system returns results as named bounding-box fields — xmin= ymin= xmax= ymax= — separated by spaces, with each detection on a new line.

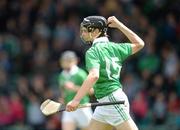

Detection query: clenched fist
xmin=107 ymin=16 xmax=123 ymax=29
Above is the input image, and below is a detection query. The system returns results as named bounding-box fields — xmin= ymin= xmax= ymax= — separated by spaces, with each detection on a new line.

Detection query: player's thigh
xmin=62 ymin=122 xmax=76 ymax=130
xmin=75 ymin=108 xmax=92 ymax=128
xmin=61 ymin=111 xmax=76 ymax=130
xmin=115 ymin=118 xmax=138 ymax=130
xmin=88 ymin=119 xmax=113 ymax=130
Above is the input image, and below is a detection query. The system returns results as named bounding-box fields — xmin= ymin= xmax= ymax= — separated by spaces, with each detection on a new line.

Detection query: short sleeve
xmin=85 ymin=49 xmax=100 ymax=71
xmin=115 ymin=43 xmax=132 ymax=62
xmin=78 ymin=69 xmax=87 ymax=81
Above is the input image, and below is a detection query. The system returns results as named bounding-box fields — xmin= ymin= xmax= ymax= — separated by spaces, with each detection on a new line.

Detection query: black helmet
xmin=81 ymin=16 xmax=108 ymax=34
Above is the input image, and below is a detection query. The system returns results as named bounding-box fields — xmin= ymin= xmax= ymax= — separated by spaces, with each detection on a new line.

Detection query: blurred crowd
xmin=0 ymin=0 xmax=180 ymax=130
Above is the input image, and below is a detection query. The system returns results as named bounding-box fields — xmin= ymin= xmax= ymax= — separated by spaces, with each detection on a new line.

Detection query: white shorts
xmin=62 ymin=107 xmax=93 ymax=128
xmin=92 ymin=89 xmax=131 ymax=126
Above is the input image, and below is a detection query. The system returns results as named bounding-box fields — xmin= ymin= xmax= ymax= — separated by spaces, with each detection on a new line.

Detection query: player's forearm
xmin=72 ymin=85 xmax=94 ymax=94
xmin=73 ymin=74 xmax=98 ymax=102
xmin=117 ymin=22 xmax=144 ymax=53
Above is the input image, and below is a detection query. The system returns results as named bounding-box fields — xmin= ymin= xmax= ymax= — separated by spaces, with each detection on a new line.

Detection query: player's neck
xmin=93 ymin=37 xmax=109 ymax=45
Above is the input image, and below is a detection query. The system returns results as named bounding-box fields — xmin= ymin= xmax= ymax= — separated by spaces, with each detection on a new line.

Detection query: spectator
xmin=167 ymin=91 xmax=180 ymax=113
xmin=0 ymin=95 xmax=13 ymax=126
xmin=131 ymin=91 xmax=148 ymax=124
xmin=152 ymin=93 xmax=167 ymax=125
xmin=26 ymin=93 xmax=45 ymax=130
xmin=9 ymin=92 xmax=25 ymax=123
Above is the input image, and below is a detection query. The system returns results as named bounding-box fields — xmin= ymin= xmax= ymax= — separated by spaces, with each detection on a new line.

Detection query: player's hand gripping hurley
xmin=40 ymin=99 xmax=125 ymax=116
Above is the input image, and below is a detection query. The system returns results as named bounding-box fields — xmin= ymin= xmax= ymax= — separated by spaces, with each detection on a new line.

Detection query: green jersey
xmin=58 ymin=66 xmax=90 ymax=104
xmin=85 ymin=37 xmax=132 ymax=99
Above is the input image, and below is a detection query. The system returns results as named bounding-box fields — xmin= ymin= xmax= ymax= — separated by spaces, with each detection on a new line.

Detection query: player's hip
xmin=92 ymin=88 xmax=130 ymax=126
xmin=62 ymin=107 xmax=93 ymax=127
xmin=97 ymin=88 xmax=128 ymax=103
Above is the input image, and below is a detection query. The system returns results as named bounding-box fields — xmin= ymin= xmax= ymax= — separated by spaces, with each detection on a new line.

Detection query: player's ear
xmin=93 ymin=28 xmax=101 ymax=37
xmin=94 ymin=28 xmax=100 ymax=33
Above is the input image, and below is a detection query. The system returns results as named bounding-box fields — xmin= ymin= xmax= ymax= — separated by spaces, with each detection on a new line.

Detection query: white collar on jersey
xmin=93 ymin=37 xmax=109 ymax=45
xmin=62 ymin=65 xmax=79 ymax=76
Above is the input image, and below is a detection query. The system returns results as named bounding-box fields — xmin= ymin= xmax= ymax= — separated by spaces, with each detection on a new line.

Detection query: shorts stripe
xmin=109 ymin=94 xmax=129 ymax=120
xmin=108 ymin=94 xmax=126 ymax=120
xmin=112 ymin=94 xmax=129 ymax=120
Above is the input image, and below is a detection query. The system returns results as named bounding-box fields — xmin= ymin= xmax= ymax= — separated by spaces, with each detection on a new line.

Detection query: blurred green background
xmin=0 ymin=0 xmax=179 ymax=130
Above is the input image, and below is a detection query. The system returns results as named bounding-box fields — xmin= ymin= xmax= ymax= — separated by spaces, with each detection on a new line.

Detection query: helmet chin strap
xmin=89 ymin=32 xmax=93 ymax=40
xmin=82 ymin=30 xmax=102 ymax=44
xmin=85 ymin=33 xmax=93 ymax=44
xmin=80 ymin=33 xmax=92 ymax=44
xmin=89 ymin=31 xmax=101 ymax=41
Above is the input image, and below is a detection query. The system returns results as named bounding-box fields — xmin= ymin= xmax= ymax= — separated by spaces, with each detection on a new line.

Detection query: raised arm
xmin=108 ymin=16 xmax=144 ymax=54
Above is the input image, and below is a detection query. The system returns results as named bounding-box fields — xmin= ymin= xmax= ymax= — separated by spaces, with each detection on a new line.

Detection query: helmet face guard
xmin=80 ymin=16 xmax=108 ymax=44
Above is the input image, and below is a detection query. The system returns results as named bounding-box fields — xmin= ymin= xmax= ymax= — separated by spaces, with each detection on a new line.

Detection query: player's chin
xmin=81 ymin=37 xmax=90 ymax=44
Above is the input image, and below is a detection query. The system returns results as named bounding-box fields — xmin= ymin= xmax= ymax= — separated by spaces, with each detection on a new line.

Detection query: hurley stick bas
xmin=40 ymin=99 xmax=125 ymax=116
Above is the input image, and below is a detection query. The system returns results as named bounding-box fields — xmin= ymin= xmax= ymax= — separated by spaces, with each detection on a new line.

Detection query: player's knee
xmin=128 ymin=125 xmax=138 ymax=130
xmin=134 ymin=126 xmax=139 ymax=130
xmin=126 ymin=125 xmax=138 ymax=130
xmin=115 ymin=119 xmax=139 ymax=130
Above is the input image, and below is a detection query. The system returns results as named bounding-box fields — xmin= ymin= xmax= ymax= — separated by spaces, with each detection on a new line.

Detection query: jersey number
xmin=105 ymin=57 xmax=121 ymax=80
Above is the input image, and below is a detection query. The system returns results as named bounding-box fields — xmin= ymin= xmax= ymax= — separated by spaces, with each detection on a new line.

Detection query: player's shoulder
xmin=109 ymin=42 xmax=131 ymax=48
xmin=58 ymin=72 xmax=64 ymax=80
xmin=85 ymin=46 xmax=96 ymax=56
xmin=58 ymin=71 xmax=64 ymax=77
xmin=77 ymin=67 xmax=85 ymax=72
xmin=76 ymin=67 xmax=87 ymax=77
xmin=107 ymin=41 xmax=116 ymax=46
